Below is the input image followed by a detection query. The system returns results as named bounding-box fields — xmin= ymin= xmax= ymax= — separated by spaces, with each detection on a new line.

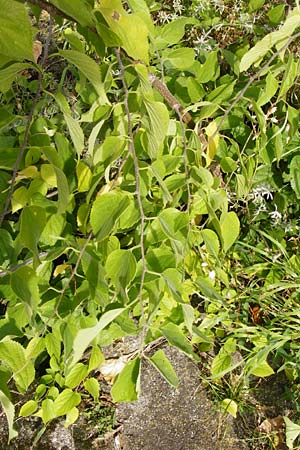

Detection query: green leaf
xmin=50 ymin=0 xmax=94 ymax=27
xmin=0 ymin=107 xmax=15 ymax=130
xmin=221 ymin=399 xmax=238 ymax=418
xmin=59 ymin=50 xmax=108 ymax=103
xmin=220 ymin=157 xmax=238 ymax=173
xmin=69 ymin=308 xmax=126 ymax=368
xmin=196 ymin=51 xmax=219 ymax=83
xmin=163 ymin=47 xmax=195 ymax=70
xmin=240 ymin=9 xmax=300 ymax=72
xmin=146 ymin=247 xmax=177 ymax=273
xmin=11 ymin=266 xmax=40 ymax=310
xmin=90 ymin=192 xmax=130 ymax=240
xmin=158 ymin=208 xmax=189 ymax=243
xmin=111 ymin=357 xmax=141 ymax=402
xmin=105 ymin=249 xmax=137 ymax=290
xmin=143 ymin=98 xmax=169 ymax=159
xmin=65 ymin=407 xmax=79 ymax=428
xmin=45 ymin=333 xmax=61 ymax=360
xmin=0 ymin=0 xmax=34 ymax=61
xmin=19 ymin=206 xmax=46 ymax=261
xmin=289 ymin=155 xmax=300 ymax=199
xmin=201 ymin=229 xmax=220 ymax=258
xmin=19 ymin=400 xmax=38 ymax=417
xmin=37 ymin=399 xmax=56 ymax=424
xmin=76 ymin=161 xmax=92 ymax=192
xmin=149 ymin=349 xmax=179 ymax=387
xmin=63 ymin=114 xmax=85 ymax=157
xmin=248 ymin=0 xmax=265 ymax=12
xmin=0 ymin=340 xmax=35 ymax=392
xmin=65 ymin=363 xmax=88 ymax=389
xmin=161 ymin=322 xmax=199 ymax=361
xmin=153 ymin=17 xmax=198 ymax=50
xmin=84 ymin=378 xmax=100 ymax=402
xmin=99 ymin=0 xmax=149 ymax=64
xmin=257 ymin=71 xmax=278 ymax=107
xmin=96 ymin=135 xmax=125 ymax=166
xmin=54 ymin=389 xmax=81 ymax=417
xmin=267 ymin=4 xmax=285 ymax=25
xmin=211 ymin=351 xmax=231 ymax=379
xmin=0 ymin=388 xmax=18 ymax=442
xmin=88 ymin=346 xmax=105 ymax=372
xmin=249 ymin=360 xmax=274 ymax=377
xmin=0 ymin=63 xmax=33 ymax=93
xmin=40 ymin=214 xmax=65 ymax=246
xmin=220 ymin=211 xmax=240 ymax=253
xmin=278 ymin=55 xmax=298 ymax=100
xmin=284 ymin=416 xmax=300 ymax=450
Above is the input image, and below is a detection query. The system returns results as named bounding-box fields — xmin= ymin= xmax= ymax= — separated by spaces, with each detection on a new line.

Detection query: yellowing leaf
xmin=205 ymin=121 xmax=219 ymax=165
xmin=76 ymin=161 xmax=92 ymax=192
xmin=221 ymin=399 xmax=238 ymax=418
xmin=249 ymin=360 xmax=274 ymax=377
xmin=99 ymin=0 xmax=149 ymax=64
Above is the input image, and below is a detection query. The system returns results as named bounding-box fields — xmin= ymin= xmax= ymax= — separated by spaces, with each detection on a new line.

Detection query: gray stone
xmin=117 ymin=345 xmax=247 ymax=450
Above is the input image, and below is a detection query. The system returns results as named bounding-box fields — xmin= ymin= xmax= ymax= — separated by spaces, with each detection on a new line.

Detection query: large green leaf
xmin=59 ymin=50 xmax=108 ymax=103
xmin=105 ymin=249 xmax=137 ymax=290
xmin=161 ymin=323 xmax=199 ymax=361
xmin=63 ymin=114 xmax=85 ymax=157
xmin=149 ymin=349 xmax=179 ymax=387
xmin=11 ymin=266 xmax=40 ymax=311
xmin=53 ymin=388 xmax=81 ymax=417
xmin=69 ymin=308 xmax=126 ymax=367
xmin=142 ymin=98 xmax=169 ymax=159
xmin=0 ymin=0 xmax=34 ymax=61
xmin=0 ymin=341 xmax=35 ymax=392
xmin=153 ymin=17 xmax=197 ymax=50
xmin=220 ymin=211 xmax=240 ymax=253
xmin=98 ymin=0 xmax=149 ymax=64
xmin=240 ymin=8 xmax=300 ymax=72
xmin=90 ymin=192 xmax=130 ymax=240
xmin=50 ymin=0 xmax=94 ymax=27
xmin=163 ymin=47 xmax=195 ymax=70
xmin=19 ymin=206 xmax=46 ymax=261
xmin=111 ymin=357 xmax=141 ymax=402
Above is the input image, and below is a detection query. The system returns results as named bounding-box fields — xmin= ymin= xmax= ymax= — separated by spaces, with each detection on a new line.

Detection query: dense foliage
xmin=1 ymin=0 xmax=300 ymax=447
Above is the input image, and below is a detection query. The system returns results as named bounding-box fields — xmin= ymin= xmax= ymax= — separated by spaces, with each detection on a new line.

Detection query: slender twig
xmin=176 ymin=108 xmax=192 ymax=282
xmin=148 ymin=72 xmax=194 ymax=127
xmin=115 ymin=48 xmax=147 ymax=353
xmin=0 ymin=17 xmax=53 ymax=226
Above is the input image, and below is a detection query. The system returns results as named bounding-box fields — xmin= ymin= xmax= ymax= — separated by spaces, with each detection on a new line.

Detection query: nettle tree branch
xmin=115 ymin=48 xmax=148 ymax=351
xmin=24 ymin=0 xmax=193 ymax=128
xmin=0 ymin=16 xmax=53 ymax=227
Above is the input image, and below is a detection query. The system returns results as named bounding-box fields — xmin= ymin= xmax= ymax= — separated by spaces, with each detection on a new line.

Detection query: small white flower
xmin=269 ymin=205 xmax=282 ymax=223
xmin=173 ymin=0 xmax=184 ymax=14
xmin=209 ymin=270 xmax=216 ymax=281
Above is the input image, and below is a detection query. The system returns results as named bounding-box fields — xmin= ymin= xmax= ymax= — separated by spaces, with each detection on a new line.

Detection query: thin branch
xmin=115 ymin=48 xmax=147 ymax=352
xmin=176 ymin=108 xmax=192 ymax=282
xmin=0 ymin=17 xmax=53 ymax=227
xmin=148 ymin=72 xmax=195 ymax=128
